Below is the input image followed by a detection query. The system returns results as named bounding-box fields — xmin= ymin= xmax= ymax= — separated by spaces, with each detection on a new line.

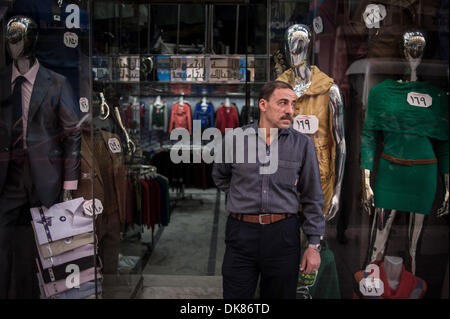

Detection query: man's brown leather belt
xmin=230 ymin=213 xmax=295 ymax=225
xmin=381 ymin=153 xmax=437 ymax=166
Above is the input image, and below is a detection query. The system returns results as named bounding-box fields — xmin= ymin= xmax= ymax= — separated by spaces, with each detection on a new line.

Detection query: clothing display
xmin=125 ymin=171 xmax=170 ymax=230
xmin=215 ymin=103 xmax=240 ymax=134
xmin=150 ymin=100 xmax=169 ymax=131
xmin=277 ymin=66 xmax=336 ymax=215
xmin=30 ymin=198 xmax=93 ymax=245
xmin=36 ymin=263 xmax=102 ymax=298
xmin=193 ymin=101 xmax=215 ymax=131
xmin=30 ymin=198 xmax=100 ymax=299
xmin=38 ymin=243 xmax=95 ymax=270
xmin=10 ymin=0 xmax=90 ymax=117
xmin=149 ymin=149 xmax=215 ymax=190
xmin=37 ymin=277 xmax=102 ymax=299
xmin=0 ymin=61 xmax=81 ymax=208
xmin=361 ymin=79 xmax=449 ymax=214
xmin=169 ymin=102 xmax=193 ymax=134
xmin=353 ymin=261 xmax=427 ymax=299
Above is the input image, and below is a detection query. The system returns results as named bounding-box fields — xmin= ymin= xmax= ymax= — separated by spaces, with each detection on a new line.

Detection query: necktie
xmin=11 ymin=75 xmax=27 ymax=149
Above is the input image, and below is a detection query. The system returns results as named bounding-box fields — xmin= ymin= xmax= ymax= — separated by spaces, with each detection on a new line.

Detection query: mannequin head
xmin=402 ymin=30 xmax=426 ymax=81
xmin=284 ymin=24 xmax=311 ymax=69
xmin=6 ymin=16 xmax=38 ymax=72
xmin=402 ymin=30 xmax=426 ymax=62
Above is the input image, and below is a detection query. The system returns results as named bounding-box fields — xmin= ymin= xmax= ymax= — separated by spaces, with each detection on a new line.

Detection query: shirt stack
xmin=30 ymin=197 xmax=102 ymax=299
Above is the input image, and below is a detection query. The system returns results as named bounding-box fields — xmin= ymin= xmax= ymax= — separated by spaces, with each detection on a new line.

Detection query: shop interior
xmin=0 ymin=0 xmax=448 ymax=299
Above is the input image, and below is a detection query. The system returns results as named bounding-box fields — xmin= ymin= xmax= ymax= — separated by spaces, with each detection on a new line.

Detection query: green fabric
xmin=152 ymin=104 xmax=166 ymax=128
xmin=363 ymin=79 xmax=448 ymax=142
xmin=361 ymin=80 xmax=449 ymax=214
xmin=374 ymin=158 xmax=437 ymax=214
xmin=297 ymin=240 xmax=341 ymax=299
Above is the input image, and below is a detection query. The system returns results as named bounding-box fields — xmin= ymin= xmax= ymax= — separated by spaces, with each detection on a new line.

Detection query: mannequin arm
xmin=326 ymin=84 xmax=346 ymax=220
xmin=437 ymin=174 xmax=449 ymax=217
xmin=362 ymin=169 xmax=374 ymax=215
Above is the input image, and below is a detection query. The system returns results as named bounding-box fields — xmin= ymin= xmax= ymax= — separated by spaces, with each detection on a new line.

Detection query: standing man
xmin=212 ymin=81 xmax=325 ymax=299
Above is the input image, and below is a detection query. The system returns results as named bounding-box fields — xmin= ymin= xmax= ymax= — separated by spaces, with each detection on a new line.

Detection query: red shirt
xmin=215 ymin=104 xmax=239 ymax=134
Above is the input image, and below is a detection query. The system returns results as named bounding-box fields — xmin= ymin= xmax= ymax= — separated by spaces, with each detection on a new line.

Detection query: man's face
xmin=260 ymin=88 xmax=296 ymax=129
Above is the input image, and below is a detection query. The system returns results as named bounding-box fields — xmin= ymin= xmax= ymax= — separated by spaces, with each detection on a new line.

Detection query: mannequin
xmin=362 ymin=30 xmax=449 ymax=274
xmin=277 ymin=24 xmax=346 ymax=220
xmin=0 ymin=16 xmax=81 ymax=298
xmin=384 ymin=255 xmax=403 ymax=290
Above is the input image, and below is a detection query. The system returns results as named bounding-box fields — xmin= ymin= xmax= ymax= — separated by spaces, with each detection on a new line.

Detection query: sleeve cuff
xmin=307 ymin=235 xmax=321 ymax=245
xmin=63 ymin=180 xmax=78 ymax=190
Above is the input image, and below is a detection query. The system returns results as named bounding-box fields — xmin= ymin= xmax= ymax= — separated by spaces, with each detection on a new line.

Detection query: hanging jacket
xmin=215 ymin=104 xmax=240 ymax=134
xmin=169 ymin=102 xmax=192 ymax=134
xmin=277 ymin=66 xmax=335 ymax=216
xmin=193 ymin=102 xmax=215 ymax=131
xmin=71 ymin=129 xmax=128 ymax=224
xmin=150 ymin=101 xmax=168 ymax=131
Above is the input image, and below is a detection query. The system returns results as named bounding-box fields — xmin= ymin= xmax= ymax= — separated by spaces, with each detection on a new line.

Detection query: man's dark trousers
xmin=0 ymin=151 xmax=41 ymax=299
xmin=222 ymin=214 xmax=300 ymax=299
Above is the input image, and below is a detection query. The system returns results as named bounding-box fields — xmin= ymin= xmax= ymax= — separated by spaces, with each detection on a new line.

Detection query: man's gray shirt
xmin=212 ymin=122 xmax=325 ymax=244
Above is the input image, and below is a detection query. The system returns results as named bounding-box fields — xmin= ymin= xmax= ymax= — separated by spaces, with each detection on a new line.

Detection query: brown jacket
xmin=277 ymin=66 xmax=335 ymax=215
xmin=72 ymin=129 xmax=127 ymax=224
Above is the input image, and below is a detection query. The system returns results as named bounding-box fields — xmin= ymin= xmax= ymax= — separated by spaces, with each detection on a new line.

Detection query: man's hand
xmin=300 ymin=248 xmax=321 ymax=274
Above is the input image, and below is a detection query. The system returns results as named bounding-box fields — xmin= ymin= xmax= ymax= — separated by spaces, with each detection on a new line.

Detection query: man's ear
xmin=259 ymin=98 xmax=267 ymax=113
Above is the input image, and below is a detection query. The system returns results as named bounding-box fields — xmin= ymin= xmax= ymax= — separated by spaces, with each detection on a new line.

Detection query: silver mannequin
xmin=285 ymin=24 xmax=346 ymax=220
xmin=363 ymin=30 xmax=448 ymax=274
xmin=6 ymin=16 xmax=38 ymax=75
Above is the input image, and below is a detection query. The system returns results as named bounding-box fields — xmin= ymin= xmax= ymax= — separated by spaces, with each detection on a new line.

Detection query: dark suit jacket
xmin=0 ymin=62 xmax=81 ymax=207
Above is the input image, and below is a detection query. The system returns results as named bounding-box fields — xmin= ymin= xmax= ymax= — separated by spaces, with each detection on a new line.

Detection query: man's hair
xmin=258 ymin=81 xmax=294 ymax=102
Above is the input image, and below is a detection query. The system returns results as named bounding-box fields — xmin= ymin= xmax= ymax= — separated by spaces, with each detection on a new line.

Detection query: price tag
xmin=407 ymin=92 xmax=432 ymax=108
xmin=83 ymin=199 xmax=103 ymax=216
xmin=363 ymin=4 xmax=387 ymax=29
xmin=64 ymin=32 xmax=78 ymax=48
xmin=293 ymin=115 xmax=319 ymax=134
xmin=359 ymin=278 xmax=384 ymax=297
xmin=108 ymin=138 xmax=122 ymax=153
xmin=313 ymin=16 xmax=323 ymax=34
xmin=79 ymin=97 xmax=89 ymax=113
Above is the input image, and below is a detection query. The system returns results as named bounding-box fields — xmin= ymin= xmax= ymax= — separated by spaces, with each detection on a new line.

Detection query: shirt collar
xmin=252 ymin=121 xmax=291 ymax=136
xmin=11 ymin=59 xmax=40 ymax=86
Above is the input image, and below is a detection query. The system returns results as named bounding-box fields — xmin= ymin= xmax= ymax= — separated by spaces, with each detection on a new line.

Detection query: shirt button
xmin=263 ymin=190 xmax=267 ymax=193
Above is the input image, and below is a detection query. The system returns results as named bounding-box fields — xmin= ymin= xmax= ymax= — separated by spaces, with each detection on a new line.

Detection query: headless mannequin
xmin=282 ymin=24 xmax=346 ymax=220
xmin=384 ymin=255 xmax=403 ymax=290
xmin=362 ymin=31 xmax=449 ymax=273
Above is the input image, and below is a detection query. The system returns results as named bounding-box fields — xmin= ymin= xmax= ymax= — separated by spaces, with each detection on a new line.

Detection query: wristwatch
xmin=308 ymin=243 xmax=321 ymax=252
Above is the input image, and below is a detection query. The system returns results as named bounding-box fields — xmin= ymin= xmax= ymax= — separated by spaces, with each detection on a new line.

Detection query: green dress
xmin=361 ymin=79 xmax=449 ymax=215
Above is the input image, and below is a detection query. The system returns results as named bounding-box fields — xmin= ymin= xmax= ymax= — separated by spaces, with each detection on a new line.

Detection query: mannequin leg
xmin=368 ymin=208 xmax=397 ymax=262
xmin=408 ymin=213 xmax=425 ymax=275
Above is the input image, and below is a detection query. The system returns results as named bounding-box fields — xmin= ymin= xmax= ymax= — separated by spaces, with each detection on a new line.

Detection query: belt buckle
xmin=258 ymin=214 xmax=271 ymax=225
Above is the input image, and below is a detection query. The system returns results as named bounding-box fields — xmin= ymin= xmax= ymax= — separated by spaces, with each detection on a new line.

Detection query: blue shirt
xmin=212 ymin=122 xmax=325 ymax=244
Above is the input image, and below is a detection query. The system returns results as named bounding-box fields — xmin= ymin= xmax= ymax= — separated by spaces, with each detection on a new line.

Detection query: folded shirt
xmin=37 ymin=274 xmax=102 ymax=299
xmin=31 ymin=197 xmax=93 ymax=245
xmin=36 ymin=260 xmax=102 ymax=298
xmin=32 ymin=221 xmax=95 ymax=258
xmin=38 ymin=244 xmax=95 ymax=269
xmin=38 ymin=254 xmax=102 ymax=284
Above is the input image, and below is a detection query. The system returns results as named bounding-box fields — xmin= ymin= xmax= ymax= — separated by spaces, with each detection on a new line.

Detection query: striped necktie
xmin=11 ymin=75 xmax=27 ymax=149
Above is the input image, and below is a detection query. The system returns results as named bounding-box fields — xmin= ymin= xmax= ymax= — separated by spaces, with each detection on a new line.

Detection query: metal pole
xmin=235 ymin=5 xmax=240 ymax=54
xmin=88 ymin=0 xmax=98 ymax=299
xmin=266 ymin=0 xmax=270 ymax=81
xmin=176 ymin=4 xmax=181 ymax=54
